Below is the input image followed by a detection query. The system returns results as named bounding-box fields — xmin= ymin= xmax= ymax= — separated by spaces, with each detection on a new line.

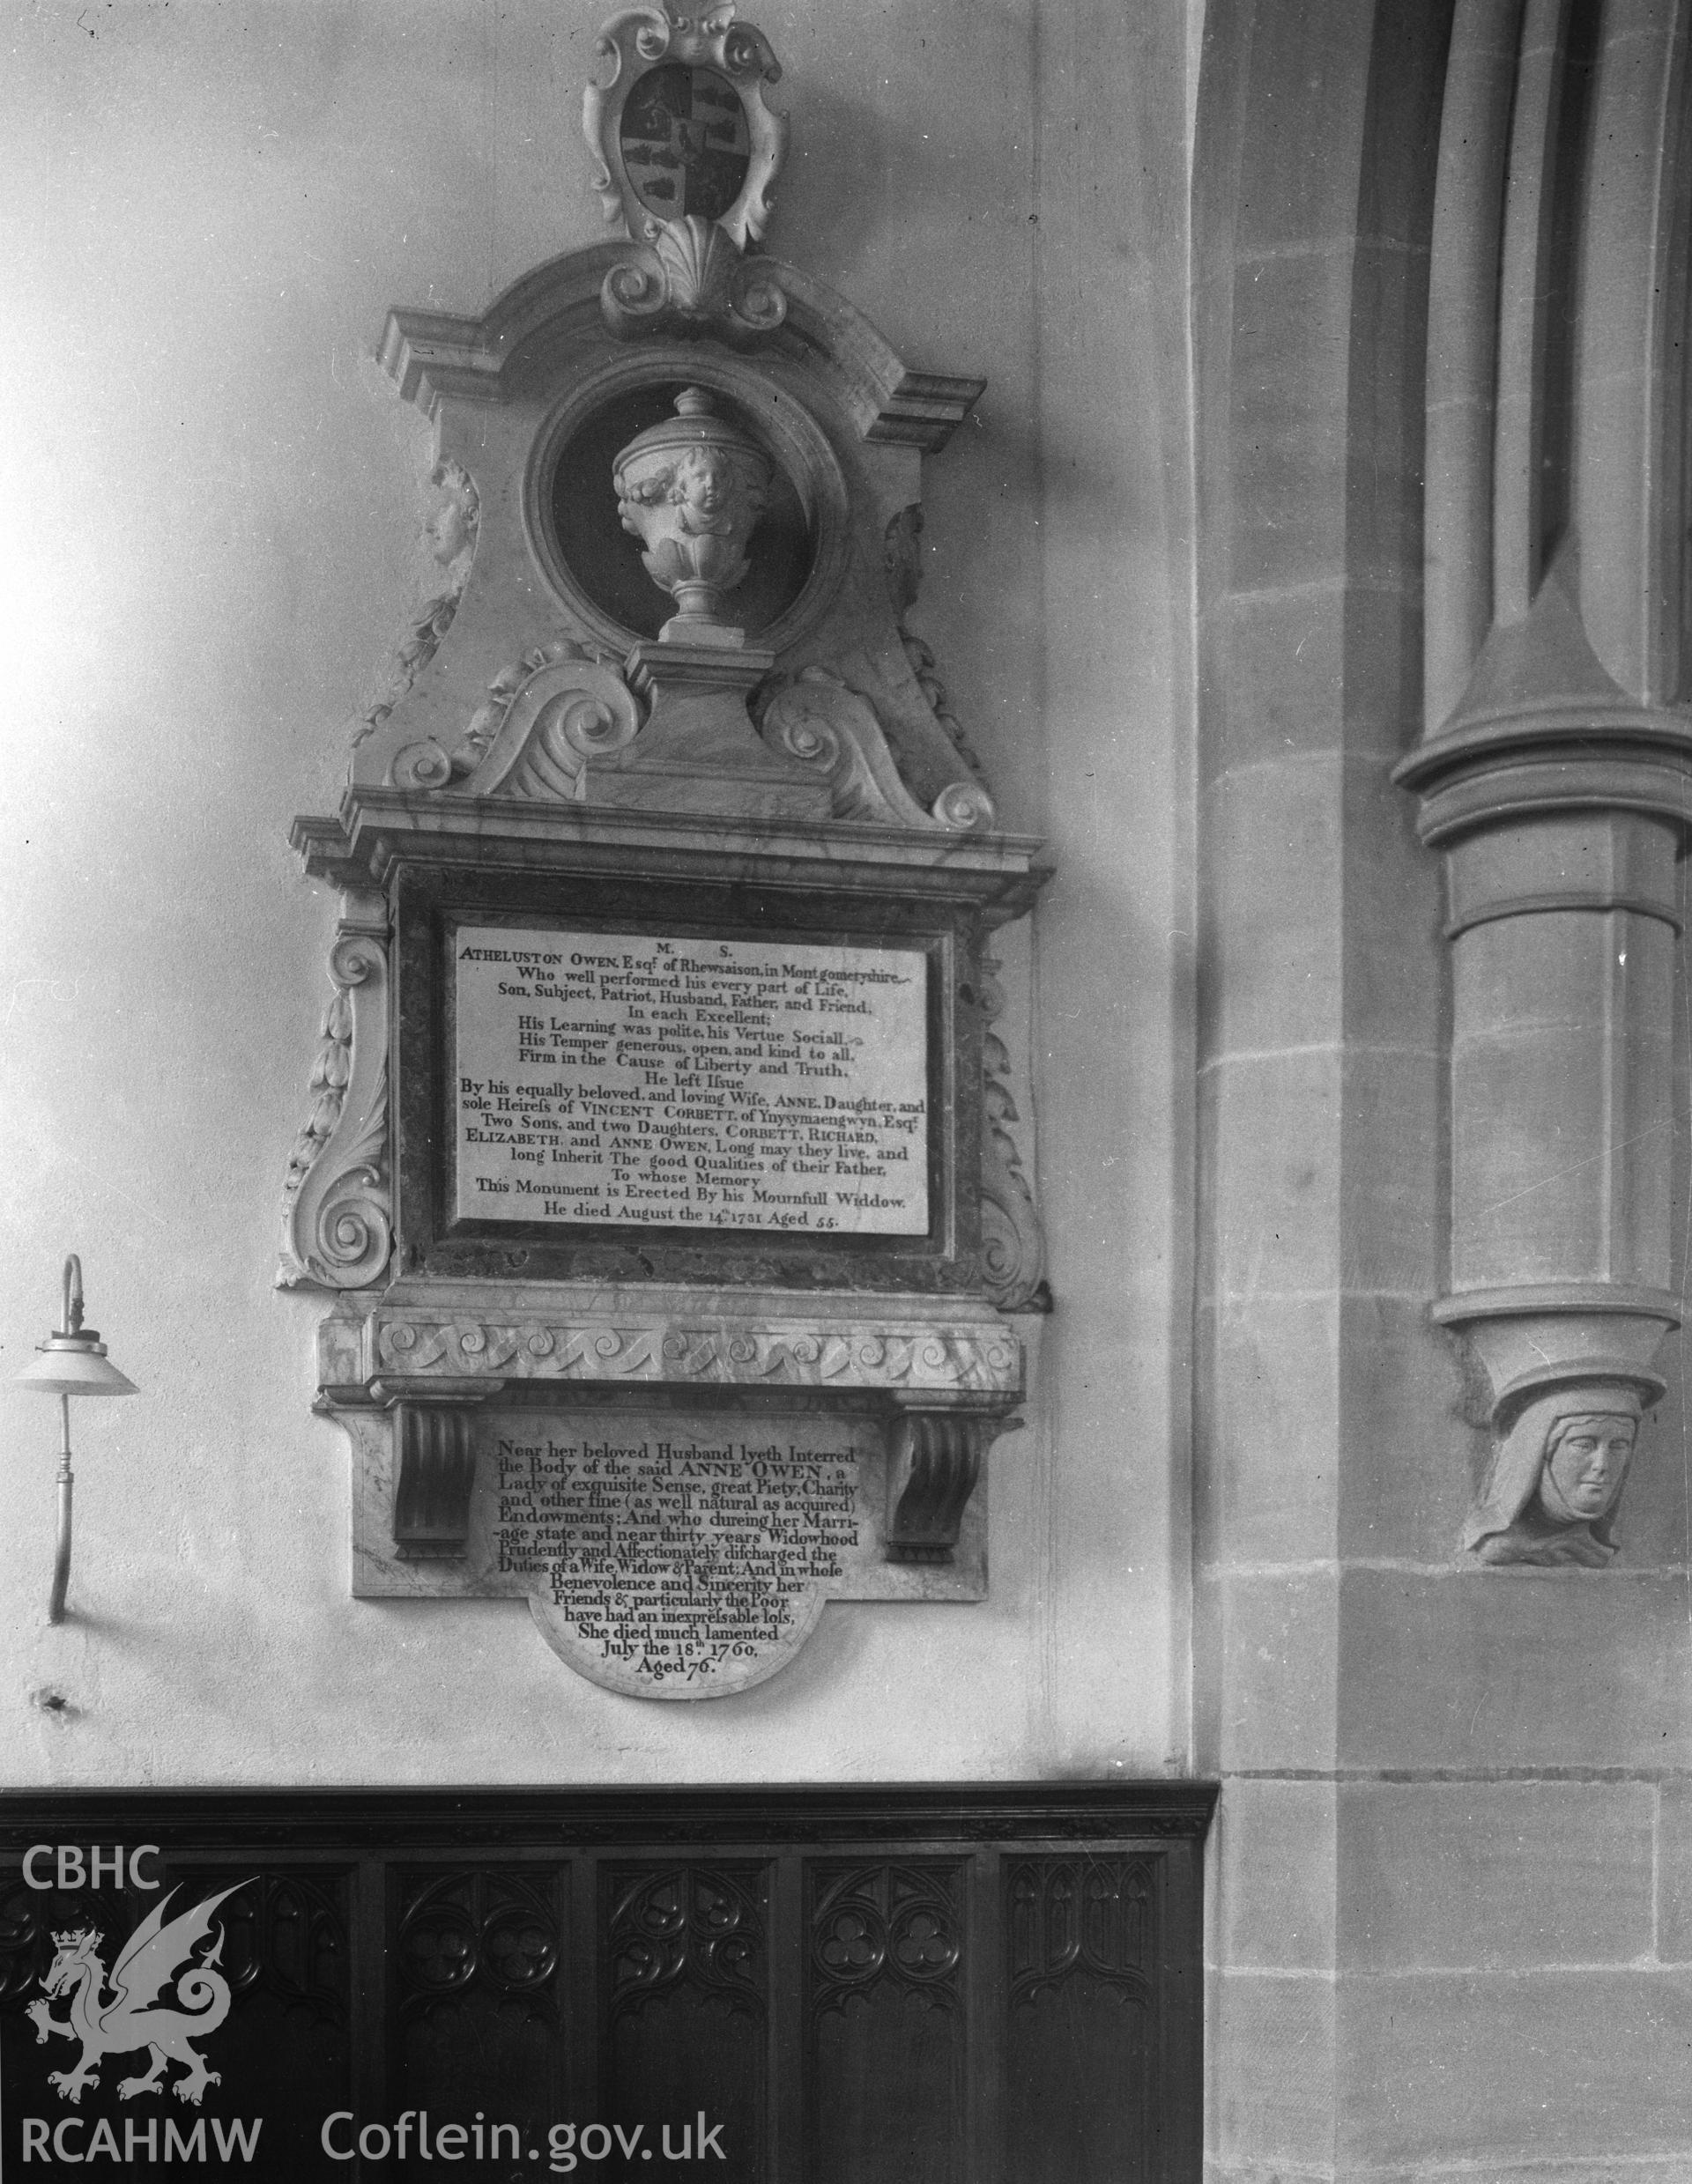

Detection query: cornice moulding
xmin=378 ymin=248 xmax=984 ymax=453
xmin=291 ymin=793 xmax=1049 ymax=915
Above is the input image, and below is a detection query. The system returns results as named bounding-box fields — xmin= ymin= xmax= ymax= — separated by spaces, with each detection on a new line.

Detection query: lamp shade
xmin=13 ymin=1255 xmax=138 ymax=1399
xmin=15 ymin=1340 xmax=138 ymax=1399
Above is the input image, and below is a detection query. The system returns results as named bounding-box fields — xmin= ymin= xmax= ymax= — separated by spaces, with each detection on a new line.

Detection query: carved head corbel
xmin=1464 ymin=1381 xmax=1649 ymax=1567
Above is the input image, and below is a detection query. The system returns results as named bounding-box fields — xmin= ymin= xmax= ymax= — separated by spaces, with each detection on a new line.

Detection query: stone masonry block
xmin=1228 ymin=248 xmax=1355 ymax=594
xmin=1196 ymin=1292 xmax=1340 ymax=1569
xmin=1204 ymin=1049 xmax=1343 ymax=1302
xmin=1211 ymin=1966 xmax=1336 ymax=2172
xmin=1338 ymin=1043 xmax=1441 ymax=1298
xmin=1213 ymin=1778 xmax=1338 ymax=1971
xmin=1200 ymin=755 xmax=1343 ymax=1062
xmin=1338 ymin=1779 xmax=1654 ymax=1971
xmin=1337 ymin=1292 xmax=1480 ymax=1564
xmin=1338 ymin=1568 xmax=1692 ymax=1773
xmin=1205 ymin=1566 xmax=1339 ymax=1773
xmin=1339 ymin=1967 xmax=1692 ymax=2168
xmin=1657 ymin=1780 xmax=1692 ymax=1964
xmin=1200 ymin=577 xmax=1416 ymax=785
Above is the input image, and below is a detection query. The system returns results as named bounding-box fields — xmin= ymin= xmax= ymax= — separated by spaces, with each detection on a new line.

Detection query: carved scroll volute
xmin=759 ymin=670 xmax=996 ymax=832
xmin=393 ymin=644 xmax=644 ymax=799
xmin=277 ymin=893 xmax=393 ymax=1292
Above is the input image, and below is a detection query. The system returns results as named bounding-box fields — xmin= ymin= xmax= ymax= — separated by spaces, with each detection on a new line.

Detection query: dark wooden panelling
xmin=1 ymin=1866 xmax=351 ymax=2184
xmin=604 ymin=1864 xmax=768 ymax=2184
xmin=805 ymin=1862 xmax=966 ymax=2184
xmin=1005 ymin=1859 xmax=1155 ymax=2184
xmin=393 ymin=1867 xmax=563 ymax=2179
xmin=172 ymin=1868 xmax=352 ymax=2184
xmin=0 ymin=1787 xmax=1213 ymax=2184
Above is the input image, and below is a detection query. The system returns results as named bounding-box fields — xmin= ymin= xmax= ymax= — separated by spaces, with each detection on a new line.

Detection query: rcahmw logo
xmin=18 ymin=1878 xmax=263 ymax=2164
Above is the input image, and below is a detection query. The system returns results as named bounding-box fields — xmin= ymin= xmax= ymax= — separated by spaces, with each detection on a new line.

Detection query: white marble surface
xmin=454 ymin=923 xmax=930 ymax=1233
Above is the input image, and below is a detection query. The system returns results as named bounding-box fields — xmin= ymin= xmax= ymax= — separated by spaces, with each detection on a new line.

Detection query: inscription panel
xmin=452 ymin=925 xmax=930 ymax=1234
xmin=490 ymin=1419 xmax=870 ymax=1698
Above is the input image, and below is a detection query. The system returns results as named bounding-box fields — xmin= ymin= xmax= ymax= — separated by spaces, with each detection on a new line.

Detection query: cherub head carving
xmin=426 ymin=461 xmax=479 ymax=574
xmin=1464 ymin=1381 xmax=1645 ymax=1567
xmin=612 ymin=388 xmax=774 ymax=634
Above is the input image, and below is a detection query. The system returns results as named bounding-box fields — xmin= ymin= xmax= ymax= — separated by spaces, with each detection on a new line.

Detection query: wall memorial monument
xmin=278 ymin=0 xmax=1050 ymax=1694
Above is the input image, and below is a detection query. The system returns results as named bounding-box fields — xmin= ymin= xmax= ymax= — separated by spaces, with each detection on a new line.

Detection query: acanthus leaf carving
xmin=374 ymin=1315 xmax=1021 ymax=1392
xmin=349 ymin=462 xmax=479 ymax=758
xmin=884 ymin=504 xmax=991 ymax=786
xmin=758 ymin=667 xmax=996 ymax=833
xmin=976 ymin=950 xmax=1048 ymax=1312
xmin=277 ymin=899 xmax=393 ymax=1293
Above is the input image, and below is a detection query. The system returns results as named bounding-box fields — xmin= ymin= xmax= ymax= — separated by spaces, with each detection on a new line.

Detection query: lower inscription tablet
xmin=504 ymin=1422 xmax=864 ymax=1696
xmin=453 ymin=924 xmax=930 ymax=1233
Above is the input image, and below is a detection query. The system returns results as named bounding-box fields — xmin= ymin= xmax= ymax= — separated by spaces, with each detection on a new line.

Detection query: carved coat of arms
xmin=27 ymin=1883 xmax=249 ymax=2107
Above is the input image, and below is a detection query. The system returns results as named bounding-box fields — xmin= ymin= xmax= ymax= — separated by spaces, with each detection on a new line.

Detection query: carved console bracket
xmin=886 ymin=1401 xmax=1020 ymax=1564
xmin=375 ymin=1377 xmax=508 ymax=1561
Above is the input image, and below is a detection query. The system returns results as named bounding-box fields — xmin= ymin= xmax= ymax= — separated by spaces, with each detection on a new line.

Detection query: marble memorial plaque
xmin=491 ymin=1414 xmax=871 ymax=1695
xmin=453 ymin=924 xmax=930 ymax=1234
xmin=349 ymin=1400 xmax=991 ymax=1692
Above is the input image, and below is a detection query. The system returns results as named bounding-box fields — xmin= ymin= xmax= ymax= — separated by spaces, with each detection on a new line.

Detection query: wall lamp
xmin=14 ymin=1255 xmax=137 ymax=1623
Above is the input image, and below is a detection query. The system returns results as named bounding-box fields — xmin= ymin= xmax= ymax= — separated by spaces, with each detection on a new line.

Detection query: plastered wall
xmin=0 ymin=0 xmax=1196 ymax=1786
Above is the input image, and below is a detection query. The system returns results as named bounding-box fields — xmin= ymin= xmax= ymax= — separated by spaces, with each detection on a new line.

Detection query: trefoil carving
xmin=808 ymin=1863 xmax=962 ymax=2017
xmin=396 ymin=1870 xmax=559 ymax=2019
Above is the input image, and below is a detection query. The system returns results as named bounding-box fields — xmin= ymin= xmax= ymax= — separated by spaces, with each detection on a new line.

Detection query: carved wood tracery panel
xmin=0 ymin=1790 xmax=1207 ymax=2184
xmin=396 ymin=1868 xmax=561 ymax=2019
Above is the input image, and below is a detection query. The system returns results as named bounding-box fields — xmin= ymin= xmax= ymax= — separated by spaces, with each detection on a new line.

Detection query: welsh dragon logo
xmin=26 ymin=1883 xmax=250 ymax=2107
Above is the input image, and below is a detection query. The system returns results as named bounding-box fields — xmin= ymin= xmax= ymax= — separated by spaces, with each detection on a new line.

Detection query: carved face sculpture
xmin=1539 ymin=1413 xmax=1636 ymax=1522
xmin=427 ymin=492 xmax=471 ymax=567
xmin=666 ymin=444 xmax=762 ymax=534
xmin=1463 ymin=1380 xmax=1648 ymax=1566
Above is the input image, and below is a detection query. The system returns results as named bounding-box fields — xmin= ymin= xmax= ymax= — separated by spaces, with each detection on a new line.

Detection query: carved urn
xmin=612 ymin=386 xmax=774 ymax=643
